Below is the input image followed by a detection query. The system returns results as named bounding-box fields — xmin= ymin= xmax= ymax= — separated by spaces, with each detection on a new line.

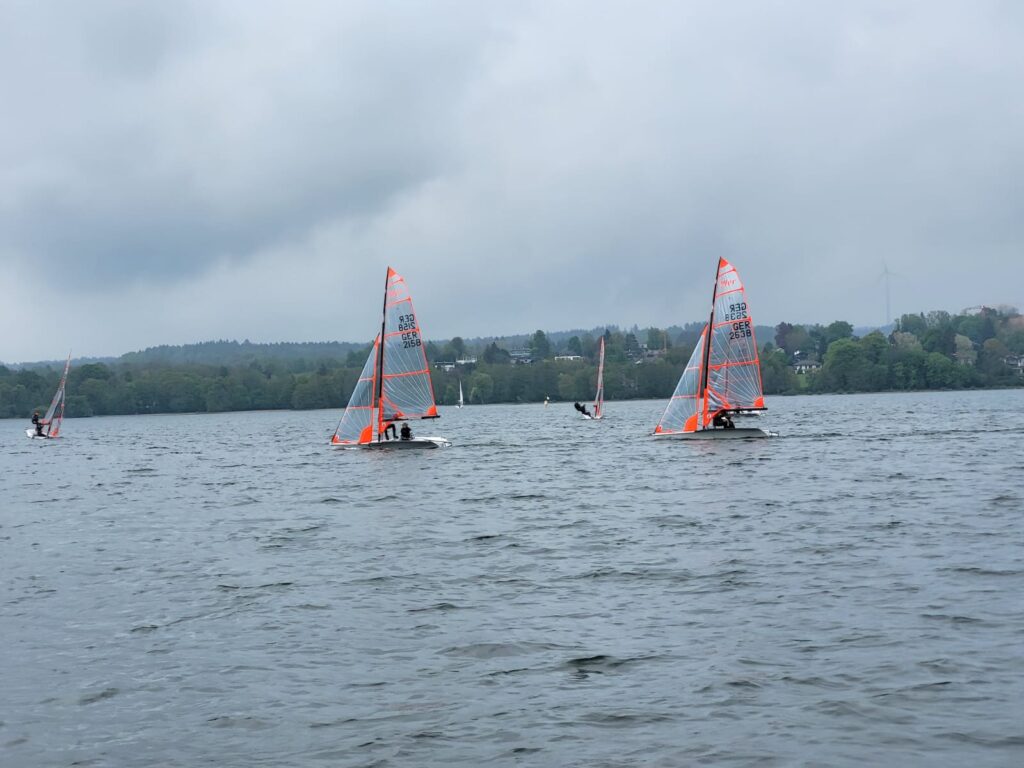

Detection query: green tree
xmin=468 ymin=372 xmax=494 ymax=403
xmin=529 ymin=330 xmax=552 ymax=359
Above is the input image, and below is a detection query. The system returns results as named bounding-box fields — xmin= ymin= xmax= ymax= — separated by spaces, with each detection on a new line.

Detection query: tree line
xmin=2 ymin=307 xmax=1021 ymax=419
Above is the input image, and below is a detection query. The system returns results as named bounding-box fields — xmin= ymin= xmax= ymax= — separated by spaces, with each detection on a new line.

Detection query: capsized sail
xmin=331 ymin=336 xmax=379 ymax=445
xmin=40 ymin=352 xmax=71 ymax=438
xmin=592 ymin=336 xmax=605 ymax=419
xmin=654 ymin=326 xmax=706 ymax=434
xmin=702 ymin=258 xmax=765 ymax=426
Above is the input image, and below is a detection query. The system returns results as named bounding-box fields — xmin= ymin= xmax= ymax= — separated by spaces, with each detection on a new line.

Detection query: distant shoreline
xmin=5 ymin=385 xmax=1021 ymax=422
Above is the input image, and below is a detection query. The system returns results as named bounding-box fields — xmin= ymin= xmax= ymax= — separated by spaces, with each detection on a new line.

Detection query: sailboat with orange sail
xmin=331 ymin=268 xmax=451 ymax=449
xmin=27 ymin=352 xmax=71 ymax=440
xmin=653 ymin=258 xmax=773 ymax=439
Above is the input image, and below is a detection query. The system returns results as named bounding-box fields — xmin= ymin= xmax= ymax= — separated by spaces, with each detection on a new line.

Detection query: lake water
xmin=2 ymin=391 xmax=1023 ymax=767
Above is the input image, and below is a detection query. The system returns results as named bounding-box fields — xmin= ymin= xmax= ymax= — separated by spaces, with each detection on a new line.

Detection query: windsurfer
xmin=400 ymin=422 xmax=412 ymax=441
xmin=713 ymin=410 xmax=735 ymax=429
xmin=31 ymin=411 xmax=44 ymax=436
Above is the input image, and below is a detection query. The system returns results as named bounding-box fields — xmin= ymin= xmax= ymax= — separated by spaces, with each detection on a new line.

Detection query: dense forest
xmin=2 ymin=307 xmax=1021 ymax=419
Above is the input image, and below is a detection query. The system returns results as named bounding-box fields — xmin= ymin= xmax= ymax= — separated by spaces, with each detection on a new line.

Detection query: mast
xmin=698 ymin=258 xmax=722 ymax=428
xmin=374 ymin=267 xmax=389 ymax=441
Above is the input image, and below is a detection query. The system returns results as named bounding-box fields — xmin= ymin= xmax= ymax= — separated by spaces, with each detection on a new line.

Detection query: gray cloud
xmin=2 ymin=1 xmax=1023 ymax=360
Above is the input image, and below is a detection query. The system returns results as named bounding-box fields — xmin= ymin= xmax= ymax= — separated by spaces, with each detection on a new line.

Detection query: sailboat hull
xmin=25 ymin=429 xmax=56 ymax=440
xmin=654 ymin=427 xmax=773 ymax=440
xmin=335 ymin=436 xmax=452 ymax=450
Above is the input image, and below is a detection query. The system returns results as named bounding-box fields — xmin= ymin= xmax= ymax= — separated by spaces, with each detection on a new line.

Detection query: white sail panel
xmin=704 ymin=258 xmax=765 ymax=420
xmin=654 ymin=327 xmax=706 ymax=434
xmin=331 ymin=337 xmax=378 ymax=445
xmin=593 ymin=337 xmax=605 ymax=418
xmin=380 ymin=268 xmax=438 ymax=422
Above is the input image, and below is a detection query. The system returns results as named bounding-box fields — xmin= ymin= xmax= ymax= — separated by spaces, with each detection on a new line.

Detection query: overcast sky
xmin=2 ymin=1 xmax=1022 ymax=361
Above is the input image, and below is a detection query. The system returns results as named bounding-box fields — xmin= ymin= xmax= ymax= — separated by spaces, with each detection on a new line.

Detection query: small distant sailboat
xmin=576 ymin=336 xmax=605 ymax=419
xmin=653 ymin=258 xmax=772 ymax=439
xmin=27 ymin=352 xmax=71 ymax=440
xmin=457 ymin=379 xmax=464 ymax=408
xmin=331 ymin=268 xmax=451 ymax=449
xmin=592 ymin=336 xmax=605 ymax=419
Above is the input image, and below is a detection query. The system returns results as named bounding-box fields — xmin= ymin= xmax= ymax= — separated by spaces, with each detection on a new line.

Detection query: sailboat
xmin=653 ymin=258 xmax=772 ymax=439
xmin=331 ymin=267 xmax=451 ymax=449
xmin=457 ymin=379 xmax=464 ymax=408
xmin=581 ymin=336 xmax=605 ymax=419
xmin=27 ymin=352 xmax=71 ymax=440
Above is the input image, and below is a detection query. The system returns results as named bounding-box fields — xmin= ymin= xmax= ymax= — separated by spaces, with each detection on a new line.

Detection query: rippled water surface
xmin=2 ymin=391 xmax=1023 ymax=767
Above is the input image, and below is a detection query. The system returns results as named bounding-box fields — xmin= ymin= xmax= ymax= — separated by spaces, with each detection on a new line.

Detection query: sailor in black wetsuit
xmin=573 ymin=402 xmax=591 ymax=417
xmin=31 ymin=411 xmax=44 ymax=436
xmin=382 ymin=422 xmax=397 ymax=440
xmin=712 ymin=410 xmax=735 ymax=429
xmin=400 ymin=422 xmax=412 ymax=441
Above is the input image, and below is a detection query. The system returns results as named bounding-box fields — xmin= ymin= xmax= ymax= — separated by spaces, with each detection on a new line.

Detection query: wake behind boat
xmin=330 ymin=267 xmax=451 ymax=450
xmin=654 ymin=258 xmax=774 ymax=439
xmin=27 ymin=353 xmax=70 ymax=440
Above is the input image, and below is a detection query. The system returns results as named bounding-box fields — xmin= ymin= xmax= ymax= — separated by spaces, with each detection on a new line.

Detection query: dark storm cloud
xmin=0 ymin=1 xmax=490 ymax=282
xmin=2 ymin=1 xmax=1023 ymax=360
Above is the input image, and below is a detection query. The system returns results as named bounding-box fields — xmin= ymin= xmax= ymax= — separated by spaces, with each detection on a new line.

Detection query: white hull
xmin=654 ymin=427 xmax=774 ymax=440
xmin=334 ymin=436 xmax=452 ymax=450
xmin=25 ymin=429 xmax=54 ymax=440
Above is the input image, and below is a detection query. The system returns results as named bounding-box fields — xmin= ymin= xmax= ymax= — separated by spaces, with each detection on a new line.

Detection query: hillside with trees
xmin=1 ymin=307 xmax=1021 ymax=419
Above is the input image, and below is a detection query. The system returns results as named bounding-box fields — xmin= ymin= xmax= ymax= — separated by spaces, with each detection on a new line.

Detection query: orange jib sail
xmin=655 ymin=325 xmax=706 ymax=434
xmin=331 ymin=335 xmax=379 ymax=445
xmin=592 ymin=336 xmax=605 ymax=419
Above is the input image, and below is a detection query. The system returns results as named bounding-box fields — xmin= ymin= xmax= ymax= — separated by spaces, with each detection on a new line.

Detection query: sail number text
xmin=396 ymin=314 xmax=422 ymax=347
xmin=728 ymin=320 xmax=752 ymax=340
xmin=722 ymin=302 xmax=748 ymax=322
